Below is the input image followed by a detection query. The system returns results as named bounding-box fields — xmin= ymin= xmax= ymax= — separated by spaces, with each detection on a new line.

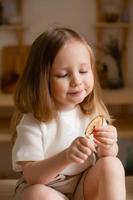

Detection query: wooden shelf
xmin=0 ymin=93 xmax=14 ymax=107
xmin=114 ymin=115 xmax=133 ymax=139
xmin=0 ymin=115 xmax=133 ymax=143
xmin=0 ymin=87 xmax=133 ymax=107
xmin=0 ymin=25 xmax=25 ymax=31
xmin=0 ymin=134 xmax=11 ymax=143
xmin=95 ymin=22 xmax=132 ymax=29
xmin=102 ymin=87 xmax=133 ymax=105
xmin=0 ymin=0 xmax=24 ymax=143
xmin=95 ymin=0 xmax=133 ymax=139
xmin=0 ymin=118 xmax=11 ymax=142
xmin=118 ymin=128 xmax=133 ymax=139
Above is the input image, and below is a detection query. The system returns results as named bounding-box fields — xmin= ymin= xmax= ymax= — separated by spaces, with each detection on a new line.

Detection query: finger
xmin=77 ymin=143 xmax=92 ymax=156
xmin=73 ymin=148 xmax=89 ymax=161
xmin=94 ymin=130 xmax=117 ymax=139
xmin=79 ymin=136 xmax=97 ymax=153
xmin=69 ymin=154 xmax=85 ymax=163
xmin=79 ymin=137 xmax=91 ymax=147
xmin=94 ymin=126 xmax=117 ymax=135
xmin=94 ymin=134 xmax=118 ymax=144
xmin=94 ymin=138 xmax=112 ymax=149
xmin=94 ymin=136 xmax=115 ymax=145
xmin=86 ymin=138 xmax=97 ymax=153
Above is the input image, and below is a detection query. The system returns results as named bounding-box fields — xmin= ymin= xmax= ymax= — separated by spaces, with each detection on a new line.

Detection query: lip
xmin=68 ymin=90 xmax=84 ymax=96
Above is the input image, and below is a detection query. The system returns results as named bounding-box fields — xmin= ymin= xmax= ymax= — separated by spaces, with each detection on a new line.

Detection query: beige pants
xmin=13 ymin=170 xmax=89 ymax=200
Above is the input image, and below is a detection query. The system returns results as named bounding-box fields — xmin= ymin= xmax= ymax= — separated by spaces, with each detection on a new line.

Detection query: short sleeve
xmin=12 ymin=114 xmax=44 ymax=172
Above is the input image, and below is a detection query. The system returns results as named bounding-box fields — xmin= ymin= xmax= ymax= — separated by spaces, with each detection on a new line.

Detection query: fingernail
xmin=93 ymin=130 xmax=97 ymax=135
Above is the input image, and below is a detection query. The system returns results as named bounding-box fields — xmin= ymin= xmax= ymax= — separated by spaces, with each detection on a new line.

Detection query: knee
xmin=21 ymin=184 xmax=47 ymax=200
xmin=96 ymin=156 xmax=125 ymax=178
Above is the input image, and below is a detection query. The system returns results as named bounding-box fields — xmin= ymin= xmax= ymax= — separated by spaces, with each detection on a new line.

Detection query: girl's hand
xmin=66 ymin=136 xmax=96 ymax=164
xmin=93 ymin=125 xmax=118 ymax=150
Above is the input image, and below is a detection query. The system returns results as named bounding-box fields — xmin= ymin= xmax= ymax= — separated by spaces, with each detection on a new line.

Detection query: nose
xmin=70 ymin=73 xmax=82 ymax=87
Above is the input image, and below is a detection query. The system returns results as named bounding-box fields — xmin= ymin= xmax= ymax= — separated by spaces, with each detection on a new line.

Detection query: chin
xmin=74 ymin=96 xmax=86 ymax=104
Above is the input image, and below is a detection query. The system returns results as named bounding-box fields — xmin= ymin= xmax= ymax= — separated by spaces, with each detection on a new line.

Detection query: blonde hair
xmin=11 ymin=26 xmax=110 ymax=144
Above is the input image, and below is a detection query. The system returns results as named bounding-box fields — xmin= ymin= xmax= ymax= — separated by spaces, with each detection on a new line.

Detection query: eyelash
xmin=56 ymin=71 xmax=88 ymax=78
xmin=80 ymin=71 xmax=88 ymax=73
xmin=56 ymin=74 xmax=67 ymax=78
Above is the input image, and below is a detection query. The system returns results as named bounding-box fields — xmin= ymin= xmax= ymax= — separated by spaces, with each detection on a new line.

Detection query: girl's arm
xmin=20 ymin=136 xmax=95 ymax=185
xmin=20 ymin=149 xmax=70 ymax=185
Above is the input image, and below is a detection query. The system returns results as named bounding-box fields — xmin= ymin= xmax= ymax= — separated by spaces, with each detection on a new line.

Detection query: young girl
xmin=12 ymin=27 xmax=126 ymax=200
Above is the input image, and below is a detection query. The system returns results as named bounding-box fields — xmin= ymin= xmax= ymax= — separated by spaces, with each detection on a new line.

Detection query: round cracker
xmin=85 ymin=115 xmax=104 ymax=137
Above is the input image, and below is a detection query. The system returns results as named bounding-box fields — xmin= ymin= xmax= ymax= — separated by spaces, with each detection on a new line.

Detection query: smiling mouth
xmin=68 ymin=90 xmax=83 ymax=95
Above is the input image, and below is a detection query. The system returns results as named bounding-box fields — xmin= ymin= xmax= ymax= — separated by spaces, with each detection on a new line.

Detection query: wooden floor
xmin=0 ymin=176 xmax=132 ymax=200
xmin=126 ymin=176 xmax=133 ymax=200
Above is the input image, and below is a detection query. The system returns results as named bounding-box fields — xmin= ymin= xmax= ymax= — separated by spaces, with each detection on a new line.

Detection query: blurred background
xmin=0 ymin=0 xmax=133 ymax=180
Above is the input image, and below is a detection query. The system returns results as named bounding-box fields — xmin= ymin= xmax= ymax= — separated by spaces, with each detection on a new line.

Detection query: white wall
xmin=23 ymin=0 xmax=133 ymax=86
xmin=0 ymin=0 xmax=133 ymax=85
xmin=22 ymin=0 xmax=96 ymax=45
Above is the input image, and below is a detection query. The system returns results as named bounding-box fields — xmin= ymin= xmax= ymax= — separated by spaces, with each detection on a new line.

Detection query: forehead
xmin=59 ymin=39 xmax=89 ymax=55
xmin=52 ymin=40 xmax=91 ymax=67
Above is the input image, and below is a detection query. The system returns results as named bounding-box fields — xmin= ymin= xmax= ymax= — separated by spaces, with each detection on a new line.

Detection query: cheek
xmin=51 ymin=80 xmax=67 ymax=95
xmin=91 ymin=76 xmax=94 ymax=88
xmin=85 ymin=74 xmax=94 ymax=88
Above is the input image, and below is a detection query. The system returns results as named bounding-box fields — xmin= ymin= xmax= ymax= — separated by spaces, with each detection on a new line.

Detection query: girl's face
xmin=50 ymin=40 xmax=94 ymax=111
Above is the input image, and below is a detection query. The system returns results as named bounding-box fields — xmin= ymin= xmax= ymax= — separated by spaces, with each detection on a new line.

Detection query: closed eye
xmin=80 ymin=70 xmax=88 ymax=74
xmin=55 ymin=74 xmax=68 ymax=78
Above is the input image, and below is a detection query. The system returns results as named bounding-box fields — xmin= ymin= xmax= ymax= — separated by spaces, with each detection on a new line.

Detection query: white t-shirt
xmin=12 ymin=106 xmax=97 ymax=176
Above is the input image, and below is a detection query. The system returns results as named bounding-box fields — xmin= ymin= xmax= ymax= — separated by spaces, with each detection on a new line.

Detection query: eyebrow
xmin=57 ymin=62 xmax=90 ymax=68
xmin=80 ymin=62 xmax=90 ymax=66
xmin=53 ymin=62 xmax=91 ymax=72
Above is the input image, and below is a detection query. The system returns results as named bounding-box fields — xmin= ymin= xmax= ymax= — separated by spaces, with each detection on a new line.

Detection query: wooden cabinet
xmin=95 ymin=0 xmax=133 ymax=104
xmin=0 ymin=1 xmax=30 ymax=94
xmin=95 ymin=0 xmax=132 ymax=89
xmin=0 ymin=0 xmax=24 ymax=45
xmin=95 ymin=0 xmax=133 ymax=138
xmin=0 ymin=0 xmax=133 ymax=142
xmin=0 ymin=0 xmax=25 ymax=143
xmin=95 ymin=0 xmax=132 ymax=102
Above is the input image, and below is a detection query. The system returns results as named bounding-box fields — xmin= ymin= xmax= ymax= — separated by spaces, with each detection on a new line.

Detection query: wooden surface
xmin=2 ymin=45 xmax=30 ymax=75
xmin=0 ymin=87 xmax=133 ymax=107
xmin=0 ymin=94 xmax=14 ymax=107
xmin=0 ymin=177 xmax=132 ymax=200
xmin=95 ymin=0 xmax=131 ymax=94
xmin=102 ymin=87 xmax=133 ymax=105
xmin=0 ymin=114 xmax=133 ymax=142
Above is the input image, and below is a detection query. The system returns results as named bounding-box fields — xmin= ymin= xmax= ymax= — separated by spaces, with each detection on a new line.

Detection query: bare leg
xmin=84 ymin=157 xmax=126 ymax=200
xmin=21 ymin=184 xmax=68 ymax=200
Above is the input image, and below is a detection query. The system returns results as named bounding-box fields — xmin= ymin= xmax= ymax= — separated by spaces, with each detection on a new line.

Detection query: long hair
xmin=11 ymin=26 xmax=110 ymax=144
